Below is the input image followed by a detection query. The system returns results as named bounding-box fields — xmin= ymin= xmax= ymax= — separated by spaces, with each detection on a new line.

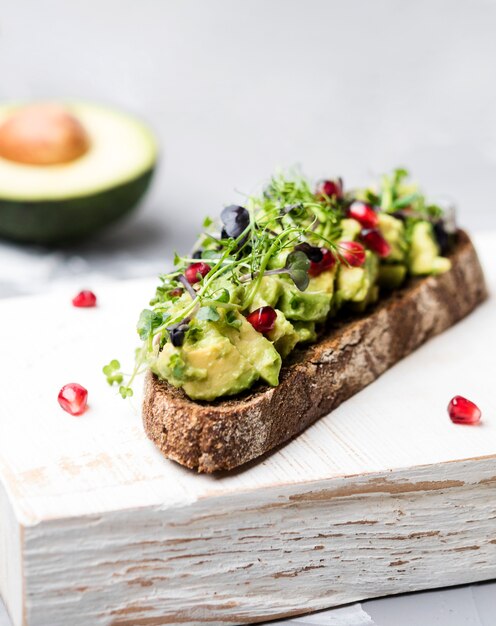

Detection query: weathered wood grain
xmin=20 ymin=460 xmax=496 ymax=625
xmin=0 ymin=232 xmax=494 ymax=626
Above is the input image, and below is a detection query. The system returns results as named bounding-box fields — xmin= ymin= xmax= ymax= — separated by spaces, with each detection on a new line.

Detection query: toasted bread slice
xmin=142 ymin=231 xmax=487 ymax=473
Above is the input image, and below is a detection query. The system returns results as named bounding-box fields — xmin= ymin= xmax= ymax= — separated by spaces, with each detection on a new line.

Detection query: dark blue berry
xmin=433 ymin=220 xmax=451 ymax=255
xmin=221 ymin=205 xmax=250 ymax=239
xmin=168 ymin=322 xmax=189 ymax=347
xmin=294 ymin=242 xmax=323 ymax=263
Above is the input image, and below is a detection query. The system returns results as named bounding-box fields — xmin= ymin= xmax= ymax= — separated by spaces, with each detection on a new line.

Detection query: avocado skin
xmin=0 ymin=167 xmax=154 ymax=245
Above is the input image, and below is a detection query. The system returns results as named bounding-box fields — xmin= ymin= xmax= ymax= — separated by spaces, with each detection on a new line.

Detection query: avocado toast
xmin=106 ymin=169 xmax=487 ymax=472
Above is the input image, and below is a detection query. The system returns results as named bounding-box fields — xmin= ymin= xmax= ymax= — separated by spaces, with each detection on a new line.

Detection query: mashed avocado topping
xmin=104 ymin=168 xmax=456 ymax=401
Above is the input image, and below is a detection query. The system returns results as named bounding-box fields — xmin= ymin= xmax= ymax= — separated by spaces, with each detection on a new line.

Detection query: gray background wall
xmin=1 ymin=0 xmax=495 ymax=270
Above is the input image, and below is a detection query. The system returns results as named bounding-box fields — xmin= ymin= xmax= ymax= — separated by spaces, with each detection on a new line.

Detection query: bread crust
xmin=142 ymin=231 xmax=487 ymax=473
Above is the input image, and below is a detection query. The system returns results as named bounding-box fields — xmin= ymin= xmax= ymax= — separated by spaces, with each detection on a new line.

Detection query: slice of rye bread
xmin=143 ymin=231 xmax=487 ymax=473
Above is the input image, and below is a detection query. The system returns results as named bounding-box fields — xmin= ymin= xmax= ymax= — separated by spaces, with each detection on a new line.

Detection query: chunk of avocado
xmin=340 ymin=218 xmax=362 ymax=241
xmin=278 ymin=278 xmax=332 ymax=322
xmin=409 ymin=222 xmax=452 ymax=275
xmin=0 ymin=102 xmax=157 ymax=244
xmin=267 ymin=309 xmax=300 ymax=357
xmin=249 ymin=275 xmax=283 ymax=310
xmin=292 ymin=320 xmax=317 ymax=343
xmin=378 ymin=264 xmax=407 ymax=289
xmin=337 ymin=251 xmax=379 ymax=303
xmin=378 ymin=214 xmax=407 ymax=262
xmin=337 ymin=265 xmax=368 ymax=301
xmin=308 ymin=268 xmax=336 ymax=295
xmin=220 ymin=312 xmax=281 ymax=386
xmin=150 ymin=324 xmax=258 ymax=401
xmin=348 ymin=282 xmax=380 ymax=313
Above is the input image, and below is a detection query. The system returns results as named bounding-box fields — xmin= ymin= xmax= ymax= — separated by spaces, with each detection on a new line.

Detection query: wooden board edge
xmin=196 ymin=452 xmax=496 ymax=503
xmin=0 ymin=479 xmax=24 ymax=626
xmin=18 ymin=455 xmax=496 ymax=626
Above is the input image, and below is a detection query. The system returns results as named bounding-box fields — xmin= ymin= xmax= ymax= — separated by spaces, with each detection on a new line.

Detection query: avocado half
xmin=0 ymin=102 xmax=157 ymax=244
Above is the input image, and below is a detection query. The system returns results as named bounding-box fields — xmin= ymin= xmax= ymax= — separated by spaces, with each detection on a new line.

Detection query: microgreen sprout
xmin=102 ymin=359 xmax=134 ymax=398
xmin=239 ymin=249 xmax=311 ymax=292
xmin=178 ymin=274 xmax=197 ymax=299
xmin=103 ymin=359 xmax=123 ymax=386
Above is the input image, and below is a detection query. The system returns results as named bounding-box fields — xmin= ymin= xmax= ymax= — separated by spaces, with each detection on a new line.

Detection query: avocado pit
xmin=0 ymin=104 xmax=90 ymax=166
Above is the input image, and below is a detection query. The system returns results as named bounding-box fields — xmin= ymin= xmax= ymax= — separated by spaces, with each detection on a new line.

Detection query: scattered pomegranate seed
xmin=347 ymin=201 xmax=379 ymax=229
xmin=185 ymin=262 xmax=211 ymax=284
xmin=246 ymin=306 xmax=277 ymax=335
xmin=169 ymin=287 xmax=183 ymax=298
xmin=338 ymin=241 xmax=366 ymax=267
xmin=448 ymin=396 xmax=481 ymax=425
xmin=315 ymin=178 xmax=343 ymax=200
xmin=361 ymin=229 xmax=392 ymax=258
xmin=72 ymin=290 xmax=97 ymax=308
xmin=309 ymin=248 xmax=336 ymax=277
xmin=58 ymin=383 xmax=88 ymax=416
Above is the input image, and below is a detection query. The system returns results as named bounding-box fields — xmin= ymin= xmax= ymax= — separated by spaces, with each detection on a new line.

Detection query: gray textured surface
xmin=0 ymin=1 xmax=495 ymax=624
xmin=1 ymin=0 xmax=496 ymax=282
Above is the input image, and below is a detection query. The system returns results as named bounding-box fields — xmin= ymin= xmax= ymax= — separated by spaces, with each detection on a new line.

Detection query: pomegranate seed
xmin=361 ymin=229 xmax=391 ymax=258
xmin=246 ymin=306 xmax=277 ymax=335
xmin=72 ymin=290 xmax=97 ymax=308
xmin=338 ymin=241 xmax=366 ymax=267
xmin=315 ymin=178 xmax=343 ymax=200
xmin=185 ymin=262 xmax=211 ymax=284
xmin=347 ymin=201 xmax=379 ymax=229
xmin=309 ymin=248 xmax=336 ymax=277
xmin=58 ymin=383 xmax=88 ymax=416
xmin=169 ymin=287 xmax=183 ymax=297
xmin=448 ymin=396 xmax=481 ymax=425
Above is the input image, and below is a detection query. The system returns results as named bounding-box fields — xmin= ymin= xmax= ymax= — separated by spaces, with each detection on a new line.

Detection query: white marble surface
xmin=0 ymin=1 xmax=495 ymax=623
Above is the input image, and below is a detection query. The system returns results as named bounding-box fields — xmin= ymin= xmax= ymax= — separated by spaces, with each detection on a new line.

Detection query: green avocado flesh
xmin=0 ymin=103 xmax=157 ymax=243
xmin=118 ymin=168 xmax=454 ymax=402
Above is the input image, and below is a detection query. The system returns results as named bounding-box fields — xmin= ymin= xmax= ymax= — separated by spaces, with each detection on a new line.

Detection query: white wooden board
xmin=0 ymin=233 xmax=495 ymax=626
